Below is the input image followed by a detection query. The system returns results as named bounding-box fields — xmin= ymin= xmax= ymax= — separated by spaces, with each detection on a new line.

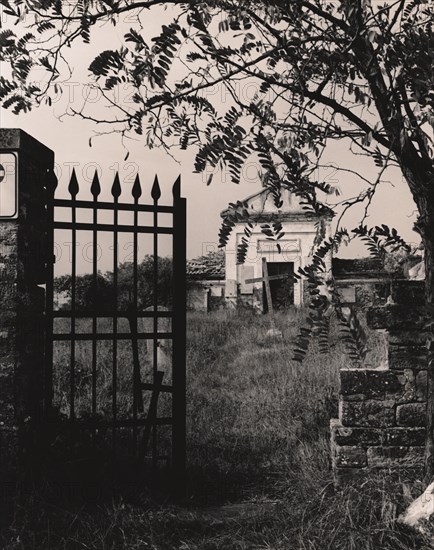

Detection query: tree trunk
xmin=413 ymin=193 xmax=434 ymax=484
xmin=425 ymin=334 xmax=434 ymax=485
xmin=422 ymin=220 xmax=434 ymax=485
xmin=348 ymin=9 xmax=434 ymax=485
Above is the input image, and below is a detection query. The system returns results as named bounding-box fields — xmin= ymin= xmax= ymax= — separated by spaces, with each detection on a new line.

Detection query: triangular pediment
xmin=247 ymin=188 xmax=306 ymax=215
xmin=221 ymin=188 xmax=334 ymax=220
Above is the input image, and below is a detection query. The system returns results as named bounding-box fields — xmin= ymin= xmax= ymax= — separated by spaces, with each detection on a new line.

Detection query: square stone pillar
xmin=331 ymin=280 xmax=429 ymax=485
xmin=0 ymin=129 xmax=54 ymax=479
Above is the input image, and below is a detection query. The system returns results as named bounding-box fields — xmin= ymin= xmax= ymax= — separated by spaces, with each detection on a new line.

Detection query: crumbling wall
xmin=331 ymin=281 xmax=429 ymax=484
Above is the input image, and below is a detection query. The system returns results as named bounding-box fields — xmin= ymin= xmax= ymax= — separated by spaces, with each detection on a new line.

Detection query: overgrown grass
xmin=1 ymin=309 xmax=431 ymax=549
xmin=185 ymin=309 xmax=341 ymax=502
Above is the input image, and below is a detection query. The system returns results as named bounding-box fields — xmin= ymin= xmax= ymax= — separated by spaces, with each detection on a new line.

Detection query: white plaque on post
xmin=0 ymin=152 xmax=18 ymax=219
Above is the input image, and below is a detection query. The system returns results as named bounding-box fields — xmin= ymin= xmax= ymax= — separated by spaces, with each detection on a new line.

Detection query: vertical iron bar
xmin=69 ymin=170 xmax=79 ymax=421
xmin=111 ymin=174 xmax=121 ymax=455
xmin=172 ymin=176 xmax=187 ymax=495
xmin=151 ymin=176 xmax=161 ymax=471
xmin=91 ymin=172 xmax=100 ymax=422
xmin=139 ymin=371 xmax=164 ymax=464
xmin=132 ymin=174 xmax=142 ymax=456
xmin=44 ymin=168 xmax=58 ymax=414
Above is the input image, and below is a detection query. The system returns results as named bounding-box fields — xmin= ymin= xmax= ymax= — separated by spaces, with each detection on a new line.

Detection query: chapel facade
xmin=222 ymin=188 xmax=334 ymax=311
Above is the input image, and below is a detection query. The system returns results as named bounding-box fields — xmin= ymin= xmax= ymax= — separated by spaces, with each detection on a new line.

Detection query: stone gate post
xmin=0 ymin=129 xmax=53 ymax=482
xmin=331 ymin=280 xmax=430 ymax=484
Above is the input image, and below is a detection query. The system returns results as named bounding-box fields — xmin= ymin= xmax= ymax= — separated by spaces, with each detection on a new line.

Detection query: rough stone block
xmin=0 ymin=366 xmax=14 ymax=403
xmin=383 ymin=428 xmax=426 ymax=446
xmin=0 ymin=224 xmax=18 ymax=245
xmin=394 ymin=370 xmax=428 ymax=403
xmin=391 ymin=280 xmax=425 ymax=306
xmin=367 ymin=446 xmax=424 ymax=468
xmin=340 ymin=370 xmax=366 ymax=396
xmin=334 ymin=464 xmax=424 ymax=487
xmin=388 ymin=345 xmax=427 ymax=371
xmin=0 ymin=268 xmax=17 ymax=284
xmin=341 ymin=369 xmax=404 ymax=400
xmin=340 ymin=399 xmax=395 ymax=427
xmin=367 ymin=305 xmax=434 ymax=332
xmin=0 ymin=426 xmax=23 ymax=483
xmin=331 ymin=421 xmax=382 ymax=446
xmin=388 ymin=331 xmax=428 ymax=346
xmin=0 ymin=402 xmax=14 ymax=424
xmin=0 ymin=330 xmax=16 ymax=355
xmin=0 ymin=283 xmax=18 ymax=308
xmin=335 ymin=446 xmax=367 ymax=468
xmin=0 ymin=309 xmax=17 ymax=325
xmin=415 ymin=371 xmax=428 ymax=401
xmin=396 ymin=403 xmax=426 ymax=427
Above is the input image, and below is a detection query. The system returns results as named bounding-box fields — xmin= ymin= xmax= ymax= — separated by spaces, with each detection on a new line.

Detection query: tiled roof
xmin=187 ymin=251 xmax=225 ymax=279
xmin=187 ymin=253 xmax=411 ymax=281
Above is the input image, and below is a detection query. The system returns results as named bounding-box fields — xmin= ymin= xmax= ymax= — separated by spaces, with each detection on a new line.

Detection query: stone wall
xmin=187 ymin=280 xmax=226 ymax=312
xmin=0 ymin=129 xmax=53 ymax=480
xmin=331 ymin=280 xmax=429 ymax=484
xmin=335 ymin=279 xmax=391 ymax=308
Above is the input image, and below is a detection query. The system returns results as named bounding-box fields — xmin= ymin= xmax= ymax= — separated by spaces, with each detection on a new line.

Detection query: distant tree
xmin=54 ymin=256 xmax=173 ymax=310
xmin=54 ymin=272 xmax=114 ymax=311
xmin=116 ymin=255 xmax=173 ymax=308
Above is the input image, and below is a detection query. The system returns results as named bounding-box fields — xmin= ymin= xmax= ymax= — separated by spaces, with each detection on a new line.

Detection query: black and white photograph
xmin=0 ymin=1 xmax=434 ymax=548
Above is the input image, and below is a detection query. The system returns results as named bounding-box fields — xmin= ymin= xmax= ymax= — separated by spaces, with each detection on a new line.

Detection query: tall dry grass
xmin=185 ymin=309 xmax=342 ymax=501
xmin=1 ymin=309 xmax=430 ymax=549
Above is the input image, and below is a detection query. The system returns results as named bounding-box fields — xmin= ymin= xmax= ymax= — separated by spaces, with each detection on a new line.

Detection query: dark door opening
xmin=263 ymin=262 xmax=294 ymax=313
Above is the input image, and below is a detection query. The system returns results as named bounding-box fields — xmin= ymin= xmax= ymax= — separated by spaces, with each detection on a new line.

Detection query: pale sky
xmin=0 ymin=6 xmax=420 ymax=276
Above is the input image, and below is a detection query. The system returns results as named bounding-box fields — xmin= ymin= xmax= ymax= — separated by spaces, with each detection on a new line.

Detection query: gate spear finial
xmin=68 ymin=168 xmax=79 ymax=198
xmin=90 ymin=170 xmax=101 ymax=198
xmin=151 ymin=175 xmax=161 ymax=201
xmin=173 ymin=175 xmax=181 ymax=199
xmin=111 ymin=172 xmax=122 ymax=199
xmin=132 ymin=173 xmax=142 ymax=200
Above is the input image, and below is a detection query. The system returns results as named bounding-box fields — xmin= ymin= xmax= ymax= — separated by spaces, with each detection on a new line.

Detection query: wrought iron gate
xmin=44 ymin=167 xmax=186 ymax=484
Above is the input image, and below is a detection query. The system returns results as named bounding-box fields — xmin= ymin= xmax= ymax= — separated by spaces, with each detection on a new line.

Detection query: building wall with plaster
xmin=223 ymin=188 xmax=333 ymax=309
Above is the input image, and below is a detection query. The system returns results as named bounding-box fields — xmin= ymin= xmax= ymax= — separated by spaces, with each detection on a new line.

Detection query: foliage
xmin=116 ymin=255 xmax=173 ymax=309
xmin=54 ymin=255 xmax=173 ymax=310
xmin=352 ymin=224 xmax=412 ymax=260
xmin=54 ymin=271 xmax=114 ymax=310
xmin=291 ymin=223 xmax=411 ymax=363
xmin=1 ymin=1 xmax=433 ymax=228
xmin=292 ymin=227 xmax=366 ymax=363
xmin=353 ymin=223 xmax=422 ymax=275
